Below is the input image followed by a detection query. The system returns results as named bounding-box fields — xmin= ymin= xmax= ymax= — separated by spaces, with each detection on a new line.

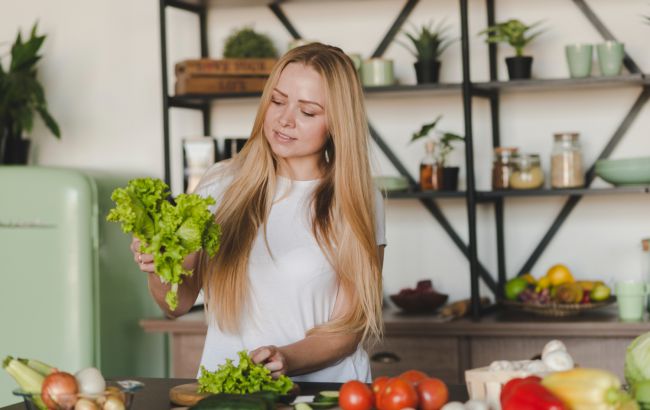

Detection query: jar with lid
xmin=551 ymin=132 xmax=584 ymax=188
xmin=492 ymin=147 xmax=519 ymax=190
xmin=511 ymin=154 xmax=545 ymax=189
xmin=419 ymin=141 xmax=443 ymax=190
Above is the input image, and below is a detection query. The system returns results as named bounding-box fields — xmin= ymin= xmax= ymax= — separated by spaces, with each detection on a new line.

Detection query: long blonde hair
xmin=198 ymin=43 xmax=383 ymax=343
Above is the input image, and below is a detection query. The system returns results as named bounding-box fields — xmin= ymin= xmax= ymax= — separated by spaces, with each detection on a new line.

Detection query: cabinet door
xmin=172 ymin=333 xmax=205 ymax=378
xmin=369 ymin=336 xmax=461 ymax=383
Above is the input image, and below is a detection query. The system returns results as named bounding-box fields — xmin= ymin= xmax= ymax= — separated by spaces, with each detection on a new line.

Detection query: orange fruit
xmin=546 ymin=264 xmax=574 ymax=286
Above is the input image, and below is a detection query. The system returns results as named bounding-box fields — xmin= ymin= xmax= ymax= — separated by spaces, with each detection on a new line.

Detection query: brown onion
xmin=42 ymin=371 xmax=79 ymax=409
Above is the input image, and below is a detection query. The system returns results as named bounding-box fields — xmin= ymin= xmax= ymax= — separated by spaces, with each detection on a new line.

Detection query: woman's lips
xmin=273 ymin=130 xmax=296 ymax=143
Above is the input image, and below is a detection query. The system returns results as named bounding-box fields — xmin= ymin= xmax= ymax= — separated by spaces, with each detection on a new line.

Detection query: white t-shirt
xmin=194 ymin=164 xmax=386 ymax=383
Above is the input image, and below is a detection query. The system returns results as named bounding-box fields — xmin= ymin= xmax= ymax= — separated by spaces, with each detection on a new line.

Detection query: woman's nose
xmin=278 ymin=107 xmax=295 ymax=127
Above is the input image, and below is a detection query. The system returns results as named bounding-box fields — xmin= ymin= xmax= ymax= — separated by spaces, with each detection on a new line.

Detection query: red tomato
xmin=372 ymin=376 xmax=390 ymax=406
xmin=378 ymin=377 xmax=418 ymax=410
xmin=339 ymin=380 xmax=374 ymax=410
xmin=398 ymin=369 xmax=429 ymax=387
xmin=417 ymin=378 xmax=449 ymax=410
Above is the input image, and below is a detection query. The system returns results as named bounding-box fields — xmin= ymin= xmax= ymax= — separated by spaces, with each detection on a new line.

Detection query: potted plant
xmin=398 ymin=21 xmax=455 ymax=84
xmin=223 ymin=27 xmax=278 ymax=58
xmin=411 ymin=116 xmax=464 ymax=191
xmin=479 ymin=19 xmax=544 ymax=80
xmin=0 ymin=23 xmax=60 ymax=164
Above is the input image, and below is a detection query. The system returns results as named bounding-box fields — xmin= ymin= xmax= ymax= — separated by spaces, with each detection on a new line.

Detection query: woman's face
xmin=263 ymin=63 xmax=329 ymax=170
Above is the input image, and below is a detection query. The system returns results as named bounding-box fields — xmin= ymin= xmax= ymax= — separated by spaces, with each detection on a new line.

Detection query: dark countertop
xmin=141 ymin=305 xmax=650 ymax=338
xmin=1 ymin=378 xmax=469 ymax=409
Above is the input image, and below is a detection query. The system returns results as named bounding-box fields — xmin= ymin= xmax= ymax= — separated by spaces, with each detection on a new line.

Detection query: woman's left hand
xmin=250 ymin=345 xmax=288 ymax=378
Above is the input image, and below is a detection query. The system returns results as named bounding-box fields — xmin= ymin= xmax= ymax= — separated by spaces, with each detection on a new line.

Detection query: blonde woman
xmin=131 ymin=43 xmax=386 ymax=382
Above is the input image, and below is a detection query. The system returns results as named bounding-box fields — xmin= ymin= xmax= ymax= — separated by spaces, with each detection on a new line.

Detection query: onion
xmin=41 ymin=371 xmax=79 ymax=410
xmin=75 ymin=367 xmax=106 ymax=396
xmin=102 ymin=396 xmax=125 ymax=410
xmin=74 ymin=398 xmax=99 ymax=410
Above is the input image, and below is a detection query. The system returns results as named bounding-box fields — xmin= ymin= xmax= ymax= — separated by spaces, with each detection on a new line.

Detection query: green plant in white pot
xmin=410 ymin=115 xmax=464 ymax=191
xmin=398 ymin=21 xmax=455 ymax=84
xmin=479 ymin=19 xmax=545 ymax=80
xmin=0 ymin=23 xmax=60 ymax=164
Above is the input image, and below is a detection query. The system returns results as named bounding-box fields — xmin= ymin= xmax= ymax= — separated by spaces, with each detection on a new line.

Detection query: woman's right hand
xmin=130 ymin=237 xmax=155 ymax=273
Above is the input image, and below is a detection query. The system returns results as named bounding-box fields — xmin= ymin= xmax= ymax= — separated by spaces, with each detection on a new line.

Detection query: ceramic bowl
xmin=390 ymin=291 xmax=449 ymax=313
xmin=595 ymin=157 xmax=650 ymax=186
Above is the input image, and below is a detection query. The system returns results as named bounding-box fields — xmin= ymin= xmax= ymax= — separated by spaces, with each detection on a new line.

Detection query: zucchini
xmin=314 ymin=391 xmax=339 ymax=403
xmin=304 ymin=402 xmax=337 ymax=409
xmin=294 ymin=403 xmax=313 ymax=410
xmin=190 ymin=394 xmax=270 ymax=410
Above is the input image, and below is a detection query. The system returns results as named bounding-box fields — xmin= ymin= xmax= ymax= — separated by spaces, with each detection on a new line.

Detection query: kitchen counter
xmin=0 ymin=378 xmax=469 ymax=409
xmin=140 ymin=306 xmax=650 ymax=382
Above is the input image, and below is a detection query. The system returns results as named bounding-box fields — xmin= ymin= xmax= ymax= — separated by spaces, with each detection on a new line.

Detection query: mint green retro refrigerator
xmin=0 ymin=167 xmax=167 ymax=406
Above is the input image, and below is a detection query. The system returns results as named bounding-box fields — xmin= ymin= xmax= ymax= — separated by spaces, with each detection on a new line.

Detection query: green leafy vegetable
xmin=625 ymin=331 xmax=650 ymax=388
xmin=198 ymin=350 xmax=293 ymax=395
xmin=107 ymin=178 xmax=221 ymax=310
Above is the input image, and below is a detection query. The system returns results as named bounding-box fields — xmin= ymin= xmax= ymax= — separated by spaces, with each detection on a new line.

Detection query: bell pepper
xmin=501 ymin=376 xmax=567 ymax=410
xmin=542 ymin=368 xmax=637 ymax=410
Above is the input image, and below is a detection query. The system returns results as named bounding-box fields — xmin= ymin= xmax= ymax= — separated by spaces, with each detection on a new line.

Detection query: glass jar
xmin=551 ymin=132 xmax=584 ymax=188
xmin=511 ymin=154 xmax=544 ymax=189
xmin=419 ymin=140 xmax=442 ymax=190
xmin=492 ymin=147 xmax=519 ymax=190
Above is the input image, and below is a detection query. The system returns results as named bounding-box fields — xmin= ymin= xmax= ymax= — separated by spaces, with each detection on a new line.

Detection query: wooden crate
xmin=175 ymin=58 xmax=277 ymax=77
xmin=175 ymin=74 xmax=268 ymax=95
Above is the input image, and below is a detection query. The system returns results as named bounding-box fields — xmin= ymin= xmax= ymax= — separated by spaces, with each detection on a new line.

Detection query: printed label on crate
xmin=175 ymin=75 xmax=268 ymax=95
xmin=175 ymin=59 xmax=277 ymax=76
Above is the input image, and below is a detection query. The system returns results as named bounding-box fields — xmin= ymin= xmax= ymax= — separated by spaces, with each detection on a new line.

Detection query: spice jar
xmin=511 ymin=154 xmax=545 ymax=189
xmin=551 ymin=132 xmax=584 ymax=188
xmin=492 ymin=147 xmax=519 ymax=190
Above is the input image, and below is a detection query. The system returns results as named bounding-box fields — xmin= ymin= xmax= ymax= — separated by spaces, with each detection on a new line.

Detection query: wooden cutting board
xmin=170 ymin=383 xmax=209 ymax=407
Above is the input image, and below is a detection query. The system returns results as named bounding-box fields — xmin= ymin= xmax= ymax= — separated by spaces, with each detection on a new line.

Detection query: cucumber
xmin=314 ymin=391 xmax=339 ymax=403
xmin=294 ymin=403 xmax=313 ymax=410
xmin=305 ymin=402 xmax=337 ymax=409
xmin=190 ymin=394 xmax=269 ymax=410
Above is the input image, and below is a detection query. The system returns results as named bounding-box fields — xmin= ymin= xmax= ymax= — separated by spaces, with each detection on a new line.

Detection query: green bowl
xmin=595 ymin=157 xmax=650 ymax=186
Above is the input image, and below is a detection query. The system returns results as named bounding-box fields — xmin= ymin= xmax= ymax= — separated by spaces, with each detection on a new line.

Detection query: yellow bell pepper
xmin=541 ymin=368 xmax=636 ymax=410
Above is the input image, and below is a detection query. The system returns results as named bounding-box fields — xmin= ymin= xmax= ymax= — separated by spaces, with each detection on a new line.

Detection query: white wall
xmin=2 ymin=0 xmax=649 ymax=303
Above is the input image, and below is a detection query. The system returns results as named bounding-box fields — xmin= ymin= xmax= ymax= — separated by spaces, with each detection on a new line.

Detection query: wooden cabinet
xmin=141 ymin=307 xmax=650 ymax=381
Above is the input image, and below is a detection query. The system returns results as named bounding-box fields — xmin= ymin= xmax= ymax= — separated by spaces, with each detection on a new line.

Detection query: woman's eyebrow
xmin=273 ymin=88 xmax=323 ymax=109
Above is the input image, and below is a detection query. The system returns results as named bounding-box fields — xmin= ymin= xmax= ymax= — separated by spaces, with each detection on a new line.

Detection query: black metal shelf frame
xmin=159 ymin=0 xmax=649 ymax=320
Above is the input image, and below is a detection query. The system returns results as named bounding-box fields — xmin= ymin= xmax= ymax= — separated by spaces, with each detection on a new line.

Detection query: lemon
xmin=546 ymin=264 xmax=575 ymax=286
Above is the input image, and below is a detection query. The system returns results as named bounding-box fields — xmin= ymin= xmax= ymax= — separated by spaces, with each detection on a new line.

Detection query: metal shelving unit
xmin=159 ymin=0 xmax=650 ymax=320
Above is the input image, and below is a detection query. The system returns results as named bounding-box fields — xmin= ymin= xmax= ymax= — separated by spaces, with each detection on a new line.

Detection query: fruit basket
xmin=500 ymin=297 xmax=615 ymax=317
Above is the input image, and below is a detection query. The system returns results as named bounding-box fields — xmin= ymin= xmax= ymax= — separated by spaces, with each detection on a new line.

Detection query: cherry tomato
xmin=417 ymin=378 xmax=449 ymax=410
xmin=378 ymin=377 xmax=418 ymax=410
xmin=398 ymin=369 xmax=429 ymax=387
xmin=339 ymin=380 xmax=374 ymax=410
xmin=372 ymin=376 xmax=390 ymax=406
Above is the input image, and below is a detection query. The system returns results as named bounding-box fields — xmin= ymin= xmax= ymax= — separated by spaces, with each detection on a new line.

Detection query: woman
xmin=131 ymin=43 xmax=386 ymax=382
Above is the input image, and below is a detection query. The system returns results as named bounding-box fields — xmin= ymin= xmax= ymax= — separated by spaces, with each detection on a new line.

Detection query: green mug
xmin=615 ymin=281 xmax=649 ymax=321
xmin=597 ymin=41 xmax=625 ymax=76
xmin=565 ymin=44 xmax=592 ymax=78
xmin=361 ymin=58 xmax=394 ymax=87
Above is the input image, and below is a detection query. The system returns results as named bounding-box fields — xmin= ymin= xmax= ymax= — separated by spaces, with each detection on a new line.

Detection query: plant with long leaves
xmin=410 ymin=115 xmax=464 ymax=167
xmin=0 ymin=22 xmax=60 ymax=143
xmin=398 ymin=20 xmax=455 ymax=61
xmin=479 ymin=19 xmax=545 ymax=57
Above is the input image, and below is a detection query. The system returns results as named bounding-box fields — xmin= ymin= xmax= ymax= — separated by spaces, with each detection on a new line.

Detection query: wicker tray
xmin=500 ymin=297 xmax=615 ymax=317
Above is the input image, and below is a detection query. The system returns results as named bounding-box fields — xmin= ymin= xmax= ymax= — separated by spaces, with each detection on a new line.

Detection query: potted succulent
xmin=0 ymin=23 xmax=60 ymax=164
xmin=479 ymin=19 xmax=544 ymax=80
xmin=223 ymin=27 xmax=278 ymax=58
xmin=410 ymin=116 xmax=465 ymax=191
xmin=398 ymin=21 xmax=455 ymax=84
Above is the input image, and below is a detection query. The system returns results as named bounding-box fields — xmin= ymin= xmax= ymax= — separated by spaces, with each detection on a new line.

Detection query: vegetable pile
xmin=107 ymin=178 xmax=221 ymax=310
xmin=198 ymin=350 xmax=293 ymax=395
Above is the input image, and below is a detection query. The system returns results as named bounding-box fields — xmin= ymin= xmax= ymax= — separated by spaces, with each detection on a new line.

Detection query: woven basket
xmin=500 ymin=297 xmax=615 ymax=317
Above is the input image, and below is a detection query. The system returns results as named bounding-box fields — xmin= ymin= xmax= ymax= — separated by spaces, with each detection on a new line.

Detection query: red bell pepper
xmin=501 ymin=377 xmax=567 ymax=410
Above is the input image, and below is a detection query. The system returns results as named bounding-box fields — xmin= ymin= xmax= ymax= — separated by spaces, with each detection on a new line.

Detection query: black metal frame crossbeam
xmin=372 ymin=0 xmax=420 ymax=58
xmin=268 ymin=2 xmax=302 ymax=40
xmin=369 ymin=124 xmax=498 ymax=295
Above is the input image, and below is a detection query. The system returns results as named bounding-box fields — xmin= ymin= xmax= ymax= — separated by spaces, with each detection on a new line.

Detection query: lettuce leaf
xmin=198 ymin=350 xmax=293 ymax=395
xmin=107 ymin=178 xmax=221 ymax=310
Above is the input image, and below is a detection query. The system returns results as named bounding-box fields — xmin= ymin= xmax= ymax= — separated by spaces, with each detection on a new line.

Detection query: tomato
xmin=398 ymin=369 xmax=429 ymax=387
xmin=372 ymin=376 xmax=390 ymax=405
xmin=339 ymin=380 xmax=374 ymax=410
xmin=378 ymin=377 xmax=418 ymax=410
xmin=416 ymin=378 xmax=449 ymax=410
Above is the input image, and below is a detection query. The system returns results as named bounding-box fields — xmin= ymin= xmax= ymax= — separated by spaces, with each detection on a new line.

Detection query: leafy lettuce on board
xmin=198 ymin=350 xmax=294 ymax=395
xmin=107 ymin=178 xmax=221 ymax=310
